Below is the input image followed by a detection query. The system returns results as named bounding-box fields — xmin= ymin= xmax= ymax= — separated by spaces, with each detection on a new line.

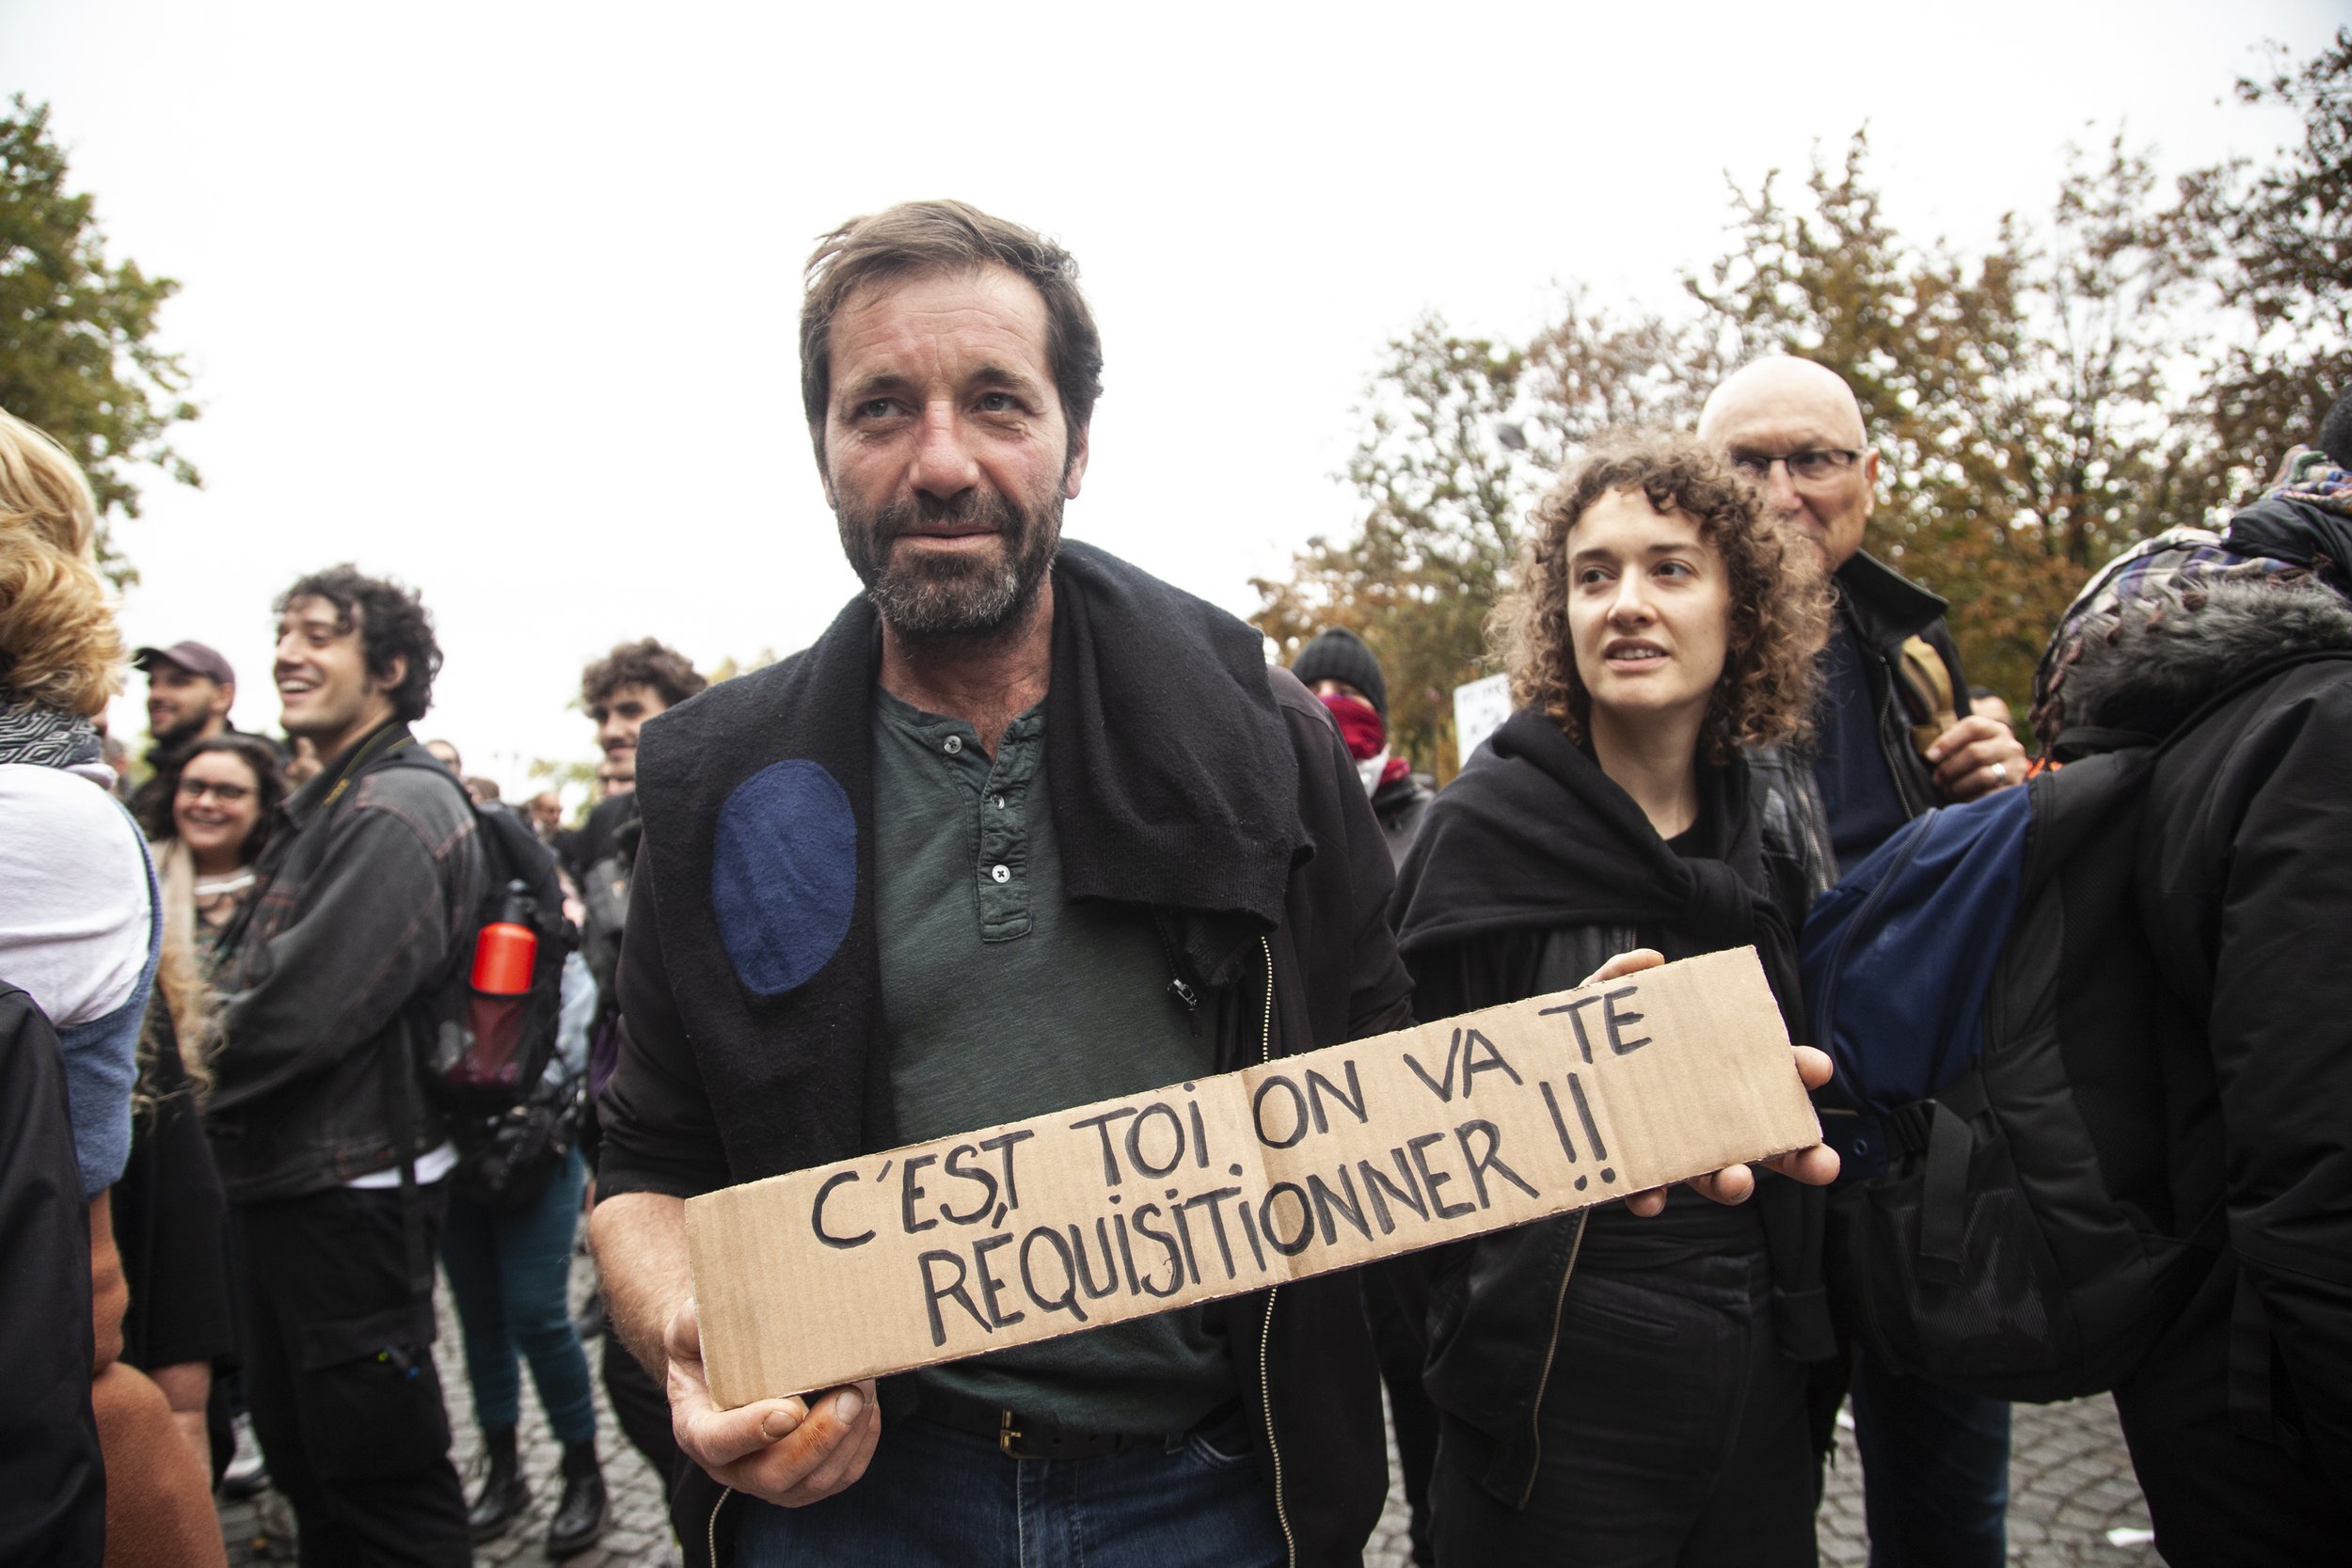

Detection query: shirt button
xmin=944 ymin=736 xmax=963 ymax=755
xmin=992 ymin=795 xmax=1004 ymax=809
xmin=990 ymin=864 xmax=1010 ymax=884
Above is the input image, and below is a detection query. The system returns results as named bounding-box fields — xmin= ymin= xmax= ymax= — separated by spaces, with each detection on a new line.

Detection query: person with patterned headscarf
xmin=2025 ymin=443 xmax=2352 ymax=1565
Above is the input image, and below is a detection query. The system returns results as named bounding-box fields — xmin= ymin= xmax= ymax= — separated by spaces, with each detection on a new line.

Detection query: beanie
xmin=1291 ymin=627 xmax=1388 ymax=721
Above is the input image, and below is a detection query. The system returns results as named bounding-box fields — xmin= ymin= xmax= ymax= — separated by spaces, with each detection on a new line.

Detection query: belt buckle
xmin=997 ymin=1408 xmax=1028 ymax=1459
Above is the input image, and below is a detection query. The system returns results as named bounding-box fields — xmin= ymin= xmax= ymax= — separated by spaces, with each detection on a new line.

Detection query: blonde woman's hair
xmin=0 ymin=407 xmax=121 ymax=716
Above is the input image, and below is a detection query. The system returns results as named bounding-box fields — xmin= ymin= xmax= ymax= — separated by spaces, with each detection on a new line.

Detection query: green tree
xmin=0 ymin=97 xmax=199 ymax=578
xmin=1692 ymin=132 xmax=2201 ymax=702
xmin=1258 ymin=34 xmax=2347 ymax=745
xmin=1252 ymin=303 xmax=1710 ymax=779
xmin=2172 ymin=27 xmax=2352 ymax=503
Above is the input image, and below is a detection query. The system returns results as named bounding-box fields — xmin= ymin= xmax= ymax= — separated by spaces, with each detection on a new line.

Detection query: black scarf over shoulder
xmin=1389 ymin=707 xmax=1834 ymax=1368
xmin=629 ymin=540 xmax=1306 ymax=1180
xmin=1391 ymin=707 xmax=1804 ymax=1029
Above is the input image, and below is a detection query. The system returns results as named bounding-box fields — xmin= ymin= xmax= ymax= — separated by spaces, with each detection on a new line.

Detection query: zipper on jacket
xmin=1254 ymin=934 xmax=1296 ymax=1568
xmin=1875 ymin=674 xmax=1925 ymax=818
xmin=707 ymin=1484 xmax=733 ymax=1566
xmin=1152 ymin=912 xmax=1201 ymax=1036
xmin=1516 ymin=1209 xmax=1591 ymax=1510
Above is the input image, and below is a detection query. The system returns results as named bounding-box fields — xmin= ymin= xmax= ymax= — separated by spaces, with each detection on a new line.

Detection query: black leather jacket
xmin=208 ymin=724 xmax=484 ymax=1203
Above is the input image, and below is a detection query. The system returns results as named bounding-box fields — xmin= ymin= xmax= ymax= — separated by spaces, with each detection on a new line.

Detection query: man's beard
xmin=837 ymin=486 xmax=1061 ymax=639
xmin=147 ymin=711 xmax=212 ymax=757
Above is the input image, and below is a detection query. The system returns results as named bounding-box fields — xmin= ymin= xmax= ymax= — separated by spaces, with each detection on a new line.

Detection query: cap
xmin=133 ymin=641 xmax=236 ymax=686
xmin=1291 ymin=627 xmax=1388 ymax=721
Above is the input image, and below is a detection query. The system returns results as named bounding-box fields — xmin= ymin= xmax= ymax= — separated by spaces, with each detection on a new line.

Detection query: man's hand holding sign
xmin=660 ymin=947 xmax=1836 ymax=1505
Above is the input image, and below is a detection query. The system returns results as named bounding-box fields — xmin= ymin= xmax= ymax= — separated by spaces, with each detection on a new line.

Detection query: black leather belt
xmin=914 ymin=1385 xmax=1227 ymax=1461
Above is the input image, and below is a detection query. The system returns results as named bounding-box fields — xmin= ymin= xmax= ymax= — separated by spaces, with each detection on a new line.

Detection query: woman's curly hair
xmin=1490 ymin=430 xmax=1834 ymax=763
xmin=0 ymin=407 xmax=121 ymax=717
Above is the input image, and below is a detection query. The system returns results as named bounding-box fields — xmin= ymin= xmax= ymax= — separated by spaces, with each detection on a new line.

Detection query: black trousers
xmin=1429 ymin=1247 xmax=1817 ymax=1568
xmin=1364 ymin=1265 xmax=1439 ymax=1567
xmin=2113 ymin=1261 xmax=2349 ymax=1567
xmin=235 ymin=1184 xmax=470 ymax=1568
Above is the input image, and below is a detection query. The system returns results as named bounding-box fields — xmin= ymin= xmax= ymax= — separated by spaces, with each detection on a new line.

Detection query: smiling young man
xmin=586 ymin=201 xmax=1424 ymax=1568
xmin=1700 ymin=358 xmax=2027 ymax=1568
xmin=207 ymin=565 xmax=483 ymax=1568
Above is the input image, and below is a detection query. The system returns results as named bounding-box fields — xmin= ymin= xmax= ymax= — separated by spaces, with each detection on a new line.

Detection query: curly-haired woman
xmin=1390 ymin=431 xmax=1839 ymax=1566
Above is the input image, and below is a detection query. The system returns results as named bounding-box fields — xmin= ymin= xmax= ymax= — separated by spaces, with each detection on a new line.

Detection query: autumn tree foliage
xmin=1257 ymin=29 xmax=2352 ymax=772
xmin=0 ymin=97 xmax=199 ymax=578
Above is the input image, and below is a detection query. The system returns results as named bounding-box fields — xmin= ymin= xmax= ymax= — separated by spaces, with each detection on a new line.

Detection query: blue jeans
xmin=1850 ymin=1348 xmax=2010 ymax=1568
xmin=736 ymin=1409 xmax=1285 ymax=1568
xmin=437 ymin=1147 xmax=596 ymax=1443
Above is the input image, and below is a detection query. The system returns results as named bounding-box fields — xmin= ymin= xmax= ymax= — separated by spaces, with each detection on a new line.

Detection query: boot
xmin=467 ymin=1425 xmax=530 ymax=1542
xmin=546 ymin=1438 xmax=608 ymax=1559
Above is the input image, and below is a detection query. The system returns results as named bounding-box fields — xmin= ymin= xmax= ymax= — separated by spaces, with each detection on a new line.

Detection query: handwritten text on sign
xmin=686 ymin=946 xmax=1818 ymax=1408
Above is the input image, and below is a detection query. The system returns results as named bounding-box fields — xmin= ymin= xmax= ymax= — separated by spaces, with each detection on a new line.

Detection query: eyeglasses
xmin=177 ymin=778 xmax=255 ymax=804
xmin=1729 ymin=448 xmax=1867 ymax=485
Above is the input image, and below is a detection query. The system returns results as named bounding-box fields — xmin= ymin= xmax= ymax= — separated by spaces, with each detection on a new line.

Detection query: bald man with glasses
xmin=1700 ymin=357 xmax=2026 ymax=1568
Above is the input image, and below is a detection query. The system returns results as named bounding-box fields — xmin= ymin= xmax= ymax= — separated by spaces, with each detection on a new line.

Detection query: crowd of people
xmin=2 ymin=198 xmax=2347 ymax=1568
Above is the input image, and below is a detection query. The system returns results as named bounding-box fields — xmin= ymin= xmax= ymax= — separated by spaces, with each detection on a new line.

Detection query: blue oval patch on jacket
xmin=711 ymin=760 xmax=856 ymax=997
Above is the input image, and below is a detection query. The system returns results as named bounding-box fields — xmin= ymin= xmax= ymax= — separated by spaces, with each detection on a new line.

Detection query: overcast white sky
xmin=4 ymin=0 xmax=2338 ymax=797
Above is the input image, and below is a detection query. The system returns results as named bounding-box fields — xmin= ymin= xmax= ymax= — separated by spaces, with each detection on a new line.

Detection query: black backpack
xmin=1804 ymin=741 xmax=2206 ymax=1401
xmin=1794 ymin=658 xmax=2350 ymax=1402
xmin=386 ymin=752 xmax=575 ymax=1118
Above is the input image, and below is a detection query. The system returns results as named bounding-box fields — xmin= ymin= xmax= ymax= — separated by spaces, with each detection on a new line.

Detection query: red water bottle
xmin=469 ymin=880 xmax=537 ymax=995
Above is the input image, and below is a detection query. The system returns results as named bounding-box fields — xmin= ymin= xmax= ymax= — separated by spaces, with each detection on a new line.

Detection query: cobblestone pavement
xmin=221 ymin=1253 xmax=2158 ymax=1566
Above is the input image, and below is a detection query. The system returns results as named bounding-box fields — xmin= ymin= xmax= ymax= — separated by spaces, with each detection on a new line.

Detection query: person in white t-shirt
xmin=0 ymin=404 xmax=225 ymax=1567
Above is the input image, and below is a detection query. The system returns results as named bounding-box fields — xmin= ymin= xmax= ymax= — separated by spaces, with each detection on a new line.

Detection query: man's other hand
xmin=1581 ymin=948 xmax=1842 ymax=1216
xmin=665 ymin=1298 xmax=881 ymax=1507
xmin=1926 ymin=714 xmax=2028 ymax=802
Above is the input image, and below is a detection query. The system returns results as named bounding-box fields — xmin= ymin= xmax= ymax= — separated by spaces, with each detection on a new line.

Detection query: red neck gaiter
xmin=1320 ymin=693 xmax=1386 ymax=761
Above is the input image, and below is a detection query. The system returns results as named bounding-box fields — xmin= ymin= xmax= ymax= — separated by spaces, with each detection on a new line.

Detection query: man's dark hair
xmin=2319 ymin=386 xmax=2352 ymax=468
xmin=580 ymin=638 xmax=707 ymax=712
xmin=799 ymin=200 xmax=1104 ymax=470
xmin=273 ymin=564 xmax=441 ymax=722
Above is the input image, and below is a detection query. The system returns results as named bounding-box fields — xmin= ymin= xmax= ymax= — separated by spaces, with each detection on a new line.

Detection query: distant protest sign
xmin=686 ymin=946 xmax=1818 ymax=1408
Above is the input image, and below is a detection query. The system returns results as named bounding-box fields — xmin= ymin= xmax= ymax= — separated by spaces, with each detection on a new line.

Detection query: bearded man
xmin=586 ymin=200 xmax=1420 ymax=1567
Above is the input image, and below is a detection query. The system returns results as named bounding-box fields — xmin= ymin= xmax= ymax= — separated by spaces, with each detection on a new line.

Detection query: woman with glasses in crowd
xmin=147 ymin=735 xmax=287 ymax=963
xmin=119 ymin=733 xmax=288 ymax=1486
xmin=1389 ymin=431 xmax=1839 ymax=1567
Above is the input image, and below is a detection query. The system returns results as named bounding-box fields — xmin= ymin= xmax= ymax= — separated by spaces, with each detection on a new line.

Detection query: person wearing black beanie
xmin=1290 ymin=627 xmax=1432 ymax=866
xmin=1291 ymin=625 xmax=1440 ymax=1567
xmin=1292 ymin=627 xmax=1390 ymax=721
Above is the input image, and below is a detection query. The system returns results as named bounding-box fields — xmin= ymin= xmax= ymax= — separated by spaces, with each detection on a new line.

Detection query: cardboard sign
xmin=687 ymin=946 xmax=1818 ymax=1408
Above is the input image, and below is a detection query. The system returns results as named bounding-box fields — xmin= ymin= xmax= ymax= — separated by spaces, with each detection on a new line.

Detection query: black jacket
xmin=209 ymin=723 xmax=484 ymax=1203
xmin=1832 ymin=550 xmax=1970 ymax=820
xmin=1371 ymin=768 xmax=1434 ymax=867
xmin=599 ymin=543 xmax=1417 ymax=1567
xmin=2059 ymin=547 xmax=2352 ymax=1489
xmin=1387 ymin=714 xmax=1836 ymax=1505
